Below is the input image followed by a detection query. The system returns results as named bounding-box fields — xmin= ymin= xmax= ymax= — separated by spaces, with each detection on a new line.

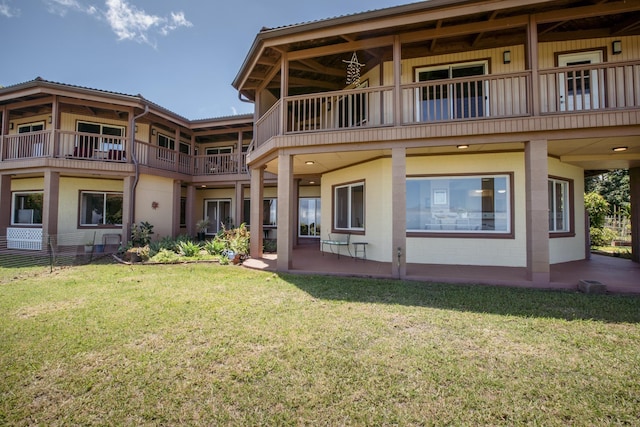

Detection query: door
xmin=299 ymin=198 xmax=321 ymax=238
xmin=205 ymin=199 xmax=232 ymax=234
xmin=415 ymin=61 xmax=488 ymax=122
xmin=558 ymin=51 xmax=602 ymax=111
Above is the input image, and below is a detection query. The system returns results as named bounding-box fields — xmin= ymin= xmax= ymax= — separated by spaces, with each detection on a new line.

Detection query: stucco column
xmin=0 ymin=174 xmax=11 ymax=235
xmin=186 ymin=184 xmax=196 ymax=237
xmin=42 ymin=171 xmax=60 ymax=243
xmin=172 ymin=180 xmax=182 ymax=237
xmin=277 ymin=153 xmax=294 ymax=271
xmin=629 ymin=167 xmax=640 ymax=263
xmin=525 ymin=139 xmax=550 ymax=284
xmin=235 ymin=182 xmax=244 ymax=228
xmin=122 ymin=175 xmax=134 ymax=243
xmin=249 ymin=166 xmax=264 ymax=259
xmin=392 ymin=147 xmax=407 ymax=278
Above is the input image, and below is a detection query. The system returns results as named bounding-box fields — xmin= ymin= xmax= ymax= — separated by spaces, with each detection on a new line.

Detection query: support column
xmin=51 ymin=96 xmax=59 ymax=156
xmin=122 ymin=175 xmax=134 ymax=243
xmin=392 ymin=148 xmax=407 ymax=278
xmin=235 ymin=182 xmax=244 ymax=228
xmin=0 ymin=174 xmax=11 ymax=235
xmin=527 ymin=15 xmax=540 ymax=116
xmin=525 ymin=140 xmax=550 ymax=284
xmin=172 ymin=180 xmax=182 ymax=237
xmin=629 ymin=167 xmax=640 ymax=263
xmin=249 ymin=166 xmax=264 ymax=259
xmin=186 ymin=184 xmax=196 ymax=237
xmin=277 ymin=153 xmax=293 ymax=271
xmin=393 ymin=35 xmax=402 ymax=126
xmin=42 ymin=171 xmax=60 ymax=241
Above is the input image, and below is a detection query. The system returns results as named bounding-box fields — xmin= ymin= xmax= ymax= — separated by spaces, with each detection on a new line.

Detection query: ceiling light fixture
xmin=612 ymin=146 xmax=628 ymax=152
xmin=457 ymin=145 xmax=469 ymax=149
xmin=305 ymin=161 xmax=315 ymax=165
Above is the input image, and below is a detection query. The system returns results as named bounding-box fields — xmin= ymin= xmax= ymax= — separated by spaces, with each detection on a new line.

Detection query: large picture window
xmin=407 ymin=175 xmax=510 ymax=234
xmin=77 ymin=121 xmax=125 ymax=155
xmin=334 ymin=182 xmax=365 ymax=231
xmin=12 ymin=192 xmax=43 ymax=225
xmin=80 ymin=192 xmax=123 ymax=226
xmin=549 ymin=178 xmax=570 ymax=233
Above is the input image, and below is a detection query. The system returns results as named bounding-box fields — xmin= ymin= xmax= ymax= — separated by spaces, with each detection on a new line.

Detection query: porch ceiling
xmin=261 ymin=137 xmax=640 ymax=179
xmin=236 ymin=0 xmax=640 ymax=100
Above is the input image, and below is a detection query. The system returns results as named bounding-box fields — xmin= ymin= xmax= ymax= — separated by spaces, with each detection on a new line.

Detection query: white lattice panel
xmin=7 ymin=228 xmax=43 ymax=250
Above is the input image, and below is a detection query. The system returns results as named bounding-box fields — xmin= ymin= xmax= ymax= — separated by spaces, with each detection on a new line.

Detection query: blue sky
xmin=1 ymin=0 xmax=409 ymax=119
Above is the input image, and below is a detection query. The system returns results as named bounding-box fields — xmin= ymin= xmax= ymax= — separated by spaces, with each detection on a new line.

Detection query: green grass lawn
xmin=1 ymin=262 xmax=639 ymax=425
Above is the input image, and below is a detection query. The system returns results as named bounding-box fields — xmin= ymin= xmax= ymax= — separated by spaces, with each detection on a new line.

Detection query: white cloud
xmin=44 ymin=0 xmax=193 ymax=47
xmin=231 ymin=106 xmax=238 ymax=115
xmin=0 ymin=1 xmax=19 ymax=17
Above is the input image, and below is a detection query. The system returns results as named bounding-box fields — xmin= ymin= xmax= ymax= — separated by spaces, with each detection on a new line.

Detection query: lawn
xmin=1 ymin=262 xmax=639 ymax=426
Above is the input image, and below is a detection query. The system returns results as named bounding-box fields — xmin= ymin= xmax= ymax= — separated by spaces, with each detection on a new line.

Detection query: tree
xmin=585 ymin=169 xmax=630 ymax=215
xmin=584 ymin=192 xmax=608 ymax=229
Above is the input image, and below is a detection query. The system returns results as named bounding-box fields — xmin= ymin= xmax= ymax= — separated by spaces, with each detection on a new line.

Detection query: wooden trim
xmin=553 ymin=47 xmax=608 ymax=67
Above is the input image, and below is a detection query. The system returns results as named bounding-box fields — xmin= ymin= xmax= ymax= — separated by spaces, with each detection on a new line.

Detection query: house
xmin=233 ymin=0 xmax=640 ymax=284
xmin=0 ymin=78 xmax=266 ymax=251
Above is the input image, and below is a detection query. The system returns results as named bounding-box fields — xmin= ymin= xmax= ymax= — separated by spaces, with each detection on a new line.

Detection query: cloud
xmin=45 ymin=0 xmax=192 ymax=47
xmin=231 ymin=106 xmax=238 ymax=115
xmin=0 ymin=1 xmax=19 ymax=17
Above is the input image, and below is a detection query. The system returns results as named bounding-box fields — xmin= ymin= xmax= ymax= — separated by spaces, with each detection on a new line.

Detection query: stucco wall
xmin=135 ymin=174 xmax=176 ymax=240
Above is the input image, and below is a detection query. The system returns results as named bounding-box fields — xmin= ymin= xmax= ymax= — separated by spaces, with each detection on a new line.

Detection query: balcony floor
xmin=244 ymin=242 xmax=640 ymax=295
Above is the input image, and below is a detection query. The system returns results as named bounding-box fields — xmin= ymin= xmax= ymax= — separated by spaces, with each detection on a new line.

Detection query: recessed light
xmin=201 ymin=185 xmax=206 ymax=188
xmin=612 ymin=146 xmax=628 ymax=152
xmin=305 ymin=161 xmax=315 ymax=165
xmin=457 ymin=145 xmax=469 ymax=149
xmin=309 ymin=181 xmax=315 ymax=184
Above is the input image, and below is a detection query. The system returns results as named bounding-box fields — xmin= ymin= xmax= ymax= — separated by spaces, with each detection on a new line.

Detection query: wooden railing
xmin=401 ymin=71 xmax=530 ymax=124
xmin=1 ymin=130 xmax=52 ymax=160
xmin=194 ymin=153 xmax=247 ymax=175
xmin=539 ymin=60 xmax=640 ymax=113
xmin=255 ymin=102 xmax=281 ymax=147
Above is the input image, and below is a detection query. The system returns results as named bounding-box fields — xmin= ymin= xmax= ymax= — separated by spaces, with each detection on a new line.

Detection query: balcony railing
xmin=254 ymin=61 xmax=640 ymax=148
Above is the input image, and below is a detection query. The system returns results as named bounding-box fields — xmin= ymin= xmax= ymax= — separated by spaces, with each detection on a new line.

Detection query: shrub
xmin=263 ymin=239 xmax=277 ymax=253
xmin=150 ymin=249 xmax=181 ymax=263
xmin=590 ymin=227 xmax=617 ymax=247
xmin=131 ymin=221 xmax=154 ymax=247
xmin=177 ymin=240 xmax=202 ymax=258
xmin=584 ymin=192 xmax=609 ymax=229
xmin=204 ymin=238 xmax=226 ymax=255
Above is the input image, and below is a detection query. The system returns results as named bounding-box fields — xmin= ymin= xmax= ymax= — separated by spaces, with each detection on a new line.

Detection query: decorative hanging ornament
xmin=343 ymin=52 xmax=365 ymax=85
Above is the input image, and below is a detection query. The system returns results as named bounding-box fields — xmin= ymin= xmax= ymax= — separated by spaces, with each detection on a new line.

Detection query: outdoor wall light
xmin=135 ymin=125 xmax=138 ymax=133
xmin=9 ymin=122 xmax=13 ymax=130
xmin=48 ymin=116 xmax=52 ymax=124
xmin=612 ymin=146 xmax=628 ymax=152
xmin=612 ymin=40 xmax=622 ymax=55
xmin=503 ymin=50 xmax=511 ymax=64
xmin=151 ymin=129 xmax=157 ymax=136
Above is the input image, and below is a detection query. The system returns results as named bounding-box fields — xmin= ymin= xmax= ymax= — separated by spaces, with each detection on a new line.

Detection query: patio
xmin=244 ymin=242 xmax=640 ymax=295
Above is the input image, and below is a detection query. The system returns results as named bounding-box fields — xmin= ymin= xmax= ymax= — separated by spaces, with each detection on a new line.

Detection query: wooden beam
xmin=535 ymin=1 xmax=640 ymax=24
xmin=472 ymin=11 xmax=498 ymax=47
xmin=295 ymin=59 xmax=345 ymax=77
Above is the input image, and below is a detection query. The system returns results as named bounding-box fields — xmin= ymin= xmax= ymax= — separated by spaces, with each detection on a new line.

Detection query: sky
xmin=1 ymin=0 xmax=411 ymax=120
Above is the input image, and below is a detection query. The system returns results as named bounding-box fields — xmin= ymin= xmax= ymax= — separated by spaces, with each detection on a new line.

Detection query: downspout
xmin=128 ymin=104 xmax=150 ymax=239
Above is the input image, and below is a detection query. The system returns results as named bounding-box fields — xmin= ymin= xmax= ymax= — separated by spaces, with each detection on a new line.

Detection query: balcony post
xmin=186 ymin=184 xmax=196 ymax=237
xmin=172 ymin=180 xmax=182 ymax=237
xmin=234 ymin=182 xmax=244 ymax=229
xmin=527 ymin=14 xmax=540 ymax=116
xmin=279 ymin=52 xmax=289 ymax=135
xmin=51 ymin=95 xmax=59 ymax=157
xmin=393 ymin=35 xmax=402 ymax=126
xmin=1 ymin=106 xmax=6 ymax=161
xmin=42 ymin=170 xmax=60 ymax=241
xmin=525 ymin=139 xmax=550 ymax=284
xmin=0 ymin=174 xmax=11 ymax=235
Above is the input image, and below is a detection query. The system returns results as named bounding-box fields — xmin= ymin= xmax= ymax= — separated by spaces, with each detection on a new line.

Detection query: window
xmin=77 ymin=121 xmax=125 ymax=154
xmin=206 ymin=147 xmax=233 ymax=155
xmin=406 ymin=175 xmax=510 ymax=234
xmin=334 ymin=182 xmax=364 ymax=231
xmin=415 ymin=61 xmax=488 ymax=121
xmin=80 ymin=192 xmax=123 ymax=226
xmin=549 ymin=178 xmax=570 ymax=233
xmin=12 ymin=192 xmax=43 ymax=225
xmin=18 ymin=122 xmax=45 ymax=133
xmin=158 ymin=134 xmax=190 ymax=161
xmin=242 ymin=199 xmax=277 ymax=226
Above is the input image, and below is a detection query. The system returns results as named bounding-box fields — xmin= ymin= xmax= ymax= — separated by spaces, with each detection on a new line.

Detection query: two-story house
xmin=0 ymin=78 xmax=265 ymax=252
xmin=233 ymin=0 xmax=640 ymax=284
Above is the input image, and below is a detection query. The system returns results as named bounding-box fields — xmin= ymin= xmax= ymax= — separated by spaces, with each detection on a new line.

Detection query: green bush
xmin=177 ymin=240 xmax=202 ymax=258
xmin=584 ymin=192 xmax=609 ymax=228
xmin=204 ymin=238 xmax=226 ymax=255
xmin=130 ymin=221 xmax=154 ymax=247
xmin=150 ymin=249 xmax=181 ymax=263
xmin=590 ymin=227 xmax=617 ymax=247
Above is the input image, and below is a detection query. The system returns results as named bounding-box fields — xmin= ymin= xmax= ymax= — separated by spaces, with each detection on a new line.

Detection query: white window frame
xmin=204 ymin=199 xmax=233 ymax=234
xmin=205 ymin=146 xmax=233 ymax=155
xmin=80 ymin=191 xmax=123 ymax=227
xmin=333 ymin=182 xmax=365 ymax=231
xmin=77 ymin=121 xmax=125 ymax=152
xmin=11 ymin=191 xmax=43 ymax=225
xmin=548 ymin=178 xmax=570 ymax=233
xmin=17 ymin=121 xmax=45 ymax=133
